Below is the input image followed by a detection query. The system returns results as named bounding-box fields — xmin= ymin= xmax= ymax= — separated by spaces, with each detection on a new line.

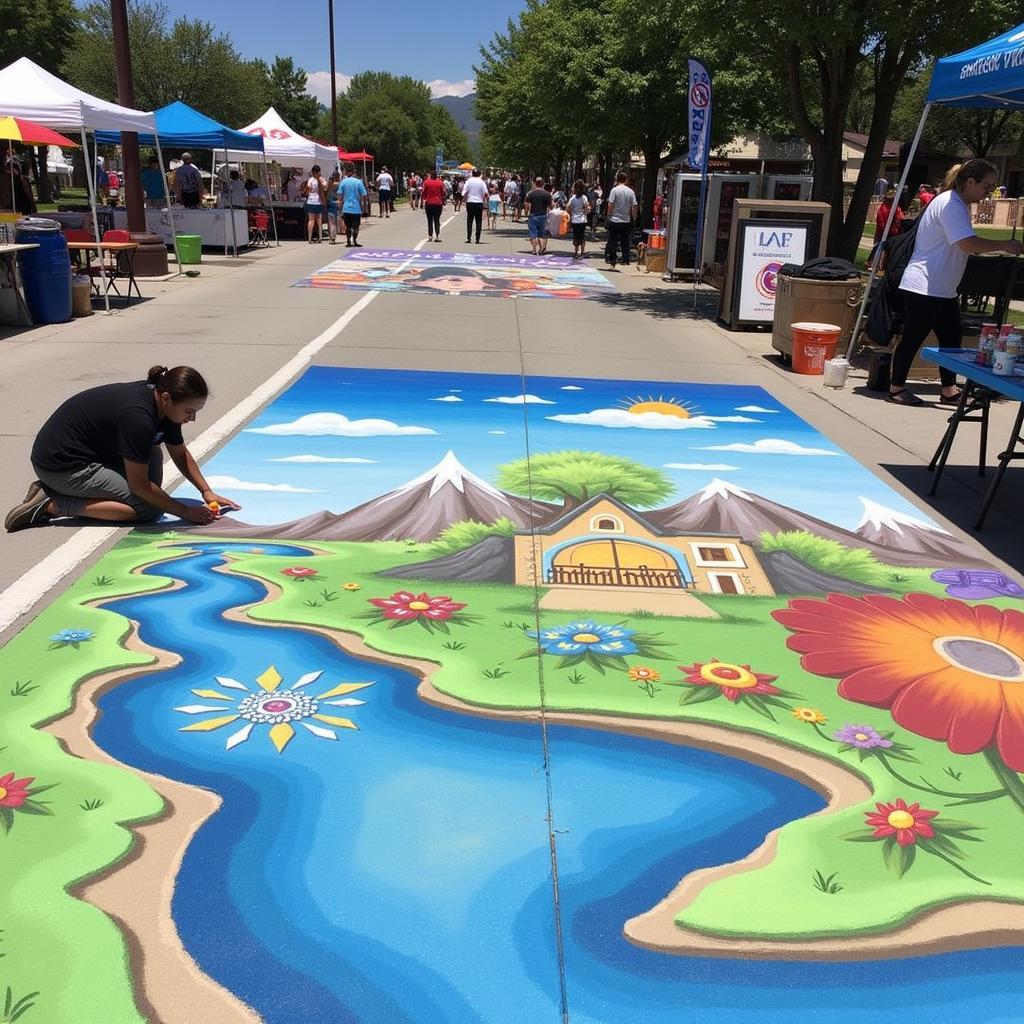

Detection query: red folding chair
xmin=249 ymin=210 xmax=269 ymax=248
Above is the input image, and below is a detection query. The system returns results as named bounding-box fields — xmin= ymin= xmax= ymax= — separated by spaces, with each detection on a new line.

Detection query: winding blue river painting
xmin=83 ymin=543 xmax=1024 ymax=1023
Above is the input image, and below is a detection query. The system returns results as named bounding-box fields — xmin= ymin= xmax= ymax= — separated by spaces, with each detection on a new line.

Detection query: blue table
xmin=923 ymin=346 xmax=1024 ymax=528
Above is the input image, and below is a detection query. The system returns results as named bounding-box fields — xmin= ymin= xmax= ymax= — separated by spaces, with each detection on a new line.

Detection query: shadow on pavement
xmin=592 ymin=287 xmax=718 ymax=321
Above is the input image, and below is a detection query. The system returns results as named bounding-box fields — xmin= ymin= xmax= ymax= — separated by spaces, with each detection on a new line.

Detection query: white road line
xmin=0 ymin=224 xmax=442 ymax=635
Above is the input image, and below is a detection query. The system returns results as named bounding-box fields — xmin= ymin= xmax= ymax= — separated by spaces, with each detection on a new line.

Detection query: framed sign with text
xmin=731 ymin=219 xmax=810 ymax=325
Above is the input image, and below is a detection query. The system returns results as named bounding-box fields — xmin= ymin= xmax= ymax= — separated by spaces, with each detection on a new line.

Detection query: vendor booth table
xmin=924 ymin=347 xmax=1024 ymax=528
xmin=66 ymin=239 xmax=140 ymax=305
xmin=97 ymin=100 xmax=270 ymax=255
xmin=273 ymin=203 xmax=309 ymax=240
xmin=110 ymin=207 xmax=249 ymax=251
xmin=0 ymin=56 xmax=164 ymax=311
xmin=0 ymin=242 xmax=37 ymax=325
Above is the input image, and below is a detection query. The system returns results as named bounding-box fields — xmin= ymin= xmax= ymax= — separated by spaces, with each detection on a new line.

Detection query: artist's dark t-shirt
xmin=31 ymin=381 xmax=183 ymax=473
xmin=525 ymin=188 xmax=552 ymax=216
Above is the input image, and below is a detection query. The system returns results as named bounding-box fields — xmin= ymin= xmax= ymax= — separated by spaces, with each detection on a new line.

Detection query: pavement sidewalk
xmin=1 ymin=209 xmax=1021 ymax=643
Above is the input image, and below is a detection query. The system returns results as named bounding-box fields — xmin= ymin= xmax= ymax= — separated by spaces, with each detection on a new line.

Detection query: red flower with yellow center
xmin=678 ymin=659 xmax=780 ymax=703
xmin=772 ymin=593 xmax=1024 ymax=771
xmin=864 ymin=798 xmax=939 ymax=847
xmin=369 ymin=591 xmax=466 ymax=621
xmin=0 ymin=772 xmax=32 ymax=809
xmin=281 ymin=567 xmax=319 ymax=579
xmin=628 ymin=666 xmax=660 ymax=682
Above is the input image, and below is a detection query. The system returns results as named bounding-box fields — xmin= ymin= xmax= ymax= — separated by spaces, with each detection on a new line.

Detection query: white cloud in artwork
xmin=267 ymin=455 xmax=376 ymax=464
xmin=560 ymin=385 xmax=584 ymax=390
xmin=735 ymin=405 xmax=779 ymax=414
xmin=449 ymin=389 xmax=462 ymax=393
xmin=693 ymin=438 xmax=841 ymax=456
xmin=547 ymin=408 xmax=725 ymax=430
xmin=488 ymin=430 xmax=506 ymax=435
xmin=663 ymin=463 xmax=740 ymax=471
xmin=246 ymin=413 xmax=437 ymax=437
xmin=205 ymin=475 xmax=324 ymax=493
xmin=431 ymin=395 xmax=464 ymax=402
xmin=484 ymin=394 xmax=555 ymax=405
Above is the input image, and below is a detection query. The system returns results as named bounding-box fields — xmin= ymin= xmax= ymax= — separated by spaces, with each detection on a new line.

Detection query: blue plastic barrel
xmin=15 ymin=218 xmax=72 ymax=324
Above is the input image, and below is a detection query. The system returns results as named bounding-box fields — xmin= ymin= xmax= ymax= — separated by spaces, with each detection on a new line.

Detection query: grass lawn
xmin=2 ymin=531 xmax=1023 ymax=1018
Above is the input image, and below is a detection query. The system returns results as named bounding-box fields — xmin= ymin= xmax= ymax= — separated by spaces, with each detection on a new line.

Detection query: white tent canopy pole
xmin=80 ymin=126 xmax=110 ymax=314
xmin=153 ymin=131 xmax=181 ymax=276
xmin=263 ymin=153 xmax=279 ymax=245
xmin=844 ymin=103 xmax=932 ymax=359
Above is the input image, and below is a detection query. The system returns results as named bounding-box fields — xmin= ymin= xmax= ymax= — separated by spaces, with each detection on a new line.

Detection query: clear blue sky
xmin=156 ymin=0 xmax=529 ymax=101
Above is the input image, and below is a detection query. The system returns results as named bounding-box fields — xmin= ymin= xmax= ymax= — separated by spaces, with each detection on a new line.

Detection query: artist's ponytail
xmin=943 ymin=158 xmax=997 ymax=193
xmin=147 ymin=365 xmax=209 ymax=401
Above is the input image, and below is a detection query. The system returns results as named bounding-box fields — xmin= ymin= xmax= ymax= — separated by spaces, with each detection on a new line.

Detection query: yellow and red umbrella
xmin=0 ymin=116 xmax=78 ymax=148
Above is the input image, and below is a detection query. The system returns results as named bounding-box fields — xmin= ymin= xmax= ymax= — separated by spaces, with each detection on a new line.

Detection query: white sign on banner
xmin=736 ymin=221 xmax=809 ymax=322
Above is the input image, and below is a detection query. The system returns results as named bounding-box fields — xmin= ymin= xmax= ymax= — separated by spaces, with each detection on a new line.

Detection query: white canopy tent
xmin=0 ymin=57 xmax=178 ymax=310
xmin=221 ymin=106 xmax=337 ymax=170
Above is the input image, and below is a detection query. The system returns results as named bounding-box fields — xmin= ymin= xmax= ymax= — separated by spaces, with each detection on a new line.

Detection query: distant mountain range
xmin=201 ymin=457 xmax=988 ymax=569
xmin=433 ymin=93 xmax=480 ymax=157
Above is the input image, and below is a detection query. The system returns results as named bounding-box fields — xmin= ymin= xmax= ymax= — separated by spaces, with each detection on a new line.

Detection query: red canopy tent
xmin=338 ymin=150 xmax=374 ymax=180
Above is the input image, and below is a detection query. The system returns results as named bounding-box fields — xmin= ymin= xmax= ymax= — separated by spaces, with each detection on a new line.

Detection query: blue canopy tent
xmin=849 ymin=23 xmax=1024 ymax=355
xmin=96 ymin=100 xmax=277 ymax=255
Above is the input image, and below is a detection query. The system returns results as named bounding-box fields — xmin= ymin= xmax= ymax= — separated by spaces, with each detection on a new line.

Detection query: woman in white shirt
xmin=566 ymin=180 xmax=591 ymax=258
xmin=303 ymin=165 xmax=325 ymax=243
xmin=890 ymin=159 xmax=1022 ymax=405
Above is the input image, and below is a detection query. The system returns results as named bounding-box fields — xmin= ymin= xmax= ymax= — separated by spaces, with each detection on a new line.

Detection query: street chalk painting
xmin=4 ymin=366 xmax=1024 ymax=1024
xmin=291 ymin=248 xmax=616 ymax=298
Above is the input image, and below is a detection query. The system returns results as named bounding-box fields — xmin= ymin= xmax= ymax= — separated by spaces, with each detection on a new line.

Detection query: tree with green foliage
xmin=63 ymin=2 xmax=268 ymax=128
xmin=433 ymin=518 xmax=517 ymax=555
xmin=498 ymin=451 xmax=673 ymax=511
xmin=891 ymin=65 xmax=1024 ymax=161
xmin=0 ymin=0 xmax=77 ymax=72
xmin=260 ymin=56 xmax=320 ymax=136
xmin=718 ymin=0 xmax=1020 ymax=257
xmin=326 ymin=72 xmax=469 ymax=171
xmin=758 ymin=531 xmax=890 ymax=587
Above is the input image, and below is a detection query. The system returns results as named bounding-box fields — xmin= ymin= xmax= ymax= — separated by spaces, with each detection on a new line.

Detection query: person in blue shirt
xmin=338 ymin=163 xmax=368 ymax=247
xmin=140 ymin=157 xmax=167 ymax=208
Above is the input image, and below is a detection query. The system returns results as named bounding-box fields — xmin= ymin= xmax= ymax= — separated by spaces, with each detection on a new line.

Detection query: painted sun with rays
xmin=174 ymin=666 xmax=373 ymax=754
xmin=619 ymin=395 xmax=698 ymax=419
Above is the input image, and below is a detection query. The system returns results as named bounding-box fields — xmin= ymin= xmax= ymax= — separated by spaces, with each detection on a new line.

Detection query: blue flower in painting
xmin=49 ymin=628 xmax=94 ymax=649
xmin=527 ymin=621 xmax=639 ymax=655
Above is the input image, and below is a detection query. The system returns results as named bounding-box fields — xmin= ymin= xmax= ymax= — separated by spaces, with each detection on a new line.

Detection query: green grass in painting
xmin=0 ymin=986 xmax=39 ymax=1023
xmin=812 ymin=870 xmax=844 ymax=895
xmin=3 ymin=528 xmax=1023 ymax=1009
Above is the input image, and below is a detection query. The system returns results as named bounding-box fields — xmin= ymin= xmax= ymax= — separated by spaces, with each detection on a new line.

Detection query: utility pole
xmin=328 ymin=0 xmax=339 ymax=147
xmin=110 ymin=0 xmax=145 ymax=232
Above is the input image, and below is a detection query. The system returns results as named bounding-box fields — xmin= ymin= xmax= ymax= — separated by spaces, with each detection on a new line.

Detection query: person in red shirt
xmin=874 ymin=190 xmax=904 ymax=243
xmin=421 ymin=170 xmax=446 ymax=242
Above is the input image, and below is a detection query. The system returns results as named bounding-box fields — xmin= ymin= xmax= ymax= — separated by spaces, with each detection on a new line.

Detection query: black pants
xmin=343 ymin=212 xmax=361 ymax=241
xmin=605 ymin=221 xmax=631 ymax=265
xmin=465 ymin=202 xmax=483 ymax=241
xmin=425 ymin=204 xmax=442 ymax=237
xmin=893 ymin=290 xmax=961 ymax=388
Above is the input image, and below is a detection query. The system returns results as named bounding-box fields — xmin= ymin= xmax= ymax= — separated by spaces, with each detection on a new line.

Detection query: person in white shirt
xmin=503 ymin=176 xmax=519 ymax=221
xmin=461 ymin=169 xmax=489 ymax=243
xmin=217 ymin=170 xmax=247 ymax=208
xmin=603 ymin=171 xmax=637 ymax=268
xmin=376 ymin=167 xmax=394 ymax=218
xmin=890 ymin=158 xmax=1023 ymax=406
xmin=566 ymin=180 xmax=591 ymax=258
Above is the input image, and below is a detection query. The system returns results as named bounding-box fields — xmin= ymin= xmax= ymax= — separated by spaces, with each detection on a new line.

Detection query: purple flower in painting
xmin=834 ymin=724 xmax=893 ymax=749
xmin=931 ymin=568 xmax=1024 ymax=600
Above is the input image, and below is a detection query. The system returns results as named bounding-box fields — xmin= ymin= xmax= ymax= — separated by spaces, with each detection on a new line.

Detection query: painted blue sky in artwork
xmin=193 ymin=366 xmax=934 ymax=529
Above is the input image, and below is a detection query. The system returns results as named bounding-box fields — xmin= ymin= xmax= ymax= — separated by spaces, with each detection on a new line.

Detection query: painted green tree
xmin=497 ymin=451 xmax=673 ymax=512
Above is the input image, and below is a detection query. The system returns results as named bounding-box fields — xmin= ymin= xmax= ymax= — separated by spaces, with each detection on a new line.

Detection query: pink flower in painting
xmin=368 ymin=591 xmax=467 ymax=621
xmin=0 ymin=772 xmax=34 ymax=809
xmin=281 ymin=567 xmax=319 ymax=579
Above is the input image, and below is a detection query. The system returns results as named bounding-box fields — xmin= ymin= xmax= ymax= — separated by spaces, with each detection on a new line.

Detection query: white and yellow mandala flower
xmin=175 ymin=666 xmax=373 ymax=754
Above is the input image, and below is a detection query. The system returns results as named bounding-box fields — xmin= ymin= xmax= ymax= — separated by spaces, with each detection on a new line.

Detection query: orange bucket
xmin=791 ymin=321 xmax=841 ymax=375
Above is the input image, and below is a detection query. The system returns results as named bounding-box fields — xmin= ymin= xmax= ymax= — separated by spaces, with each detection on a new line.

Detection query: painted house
xmin=513 ymin=494 xmax=774 ymax=598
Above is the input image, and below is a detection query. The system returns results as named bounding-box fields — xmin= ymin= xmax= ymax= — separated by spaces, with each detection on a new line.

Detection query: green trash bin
xmin=176 ymin=234 xmax=202 ymax=265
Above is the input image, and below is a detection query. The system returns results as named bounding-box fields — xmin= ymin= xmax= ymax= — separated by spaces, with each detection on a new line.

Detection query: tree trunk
xmin=640 ymin=145 xmax=663 ymax=229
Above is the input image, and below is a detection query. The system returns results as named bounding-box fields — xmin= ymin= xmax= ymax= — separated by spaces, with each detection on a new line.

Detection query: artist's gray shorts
xmin=33 ymin=449 xmax=164 ymax=521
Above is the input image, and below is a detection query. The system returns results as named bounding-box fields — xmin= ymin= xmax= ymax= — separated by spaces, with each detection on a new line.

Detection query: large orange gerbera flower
xmin=773 ymin=593 xmax=1024 ymax=771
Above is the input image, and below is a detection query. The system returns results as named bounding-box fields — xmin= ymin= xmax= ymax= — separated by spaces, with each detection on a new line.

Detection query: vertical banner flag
xmin=687 ymin=59 xmax=713 ymax=289
xmin=687 ymin=59 xmax=712 ymax=172
xmin=436 ymin=146 xmax=444 ymax=174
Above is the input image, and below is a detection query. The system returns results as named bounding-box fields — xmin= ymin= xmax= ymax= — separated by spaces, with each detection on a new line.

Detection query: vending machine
xmin=664 ymin=173 xmax=761 ymax=281
xmin=765 ymin=175 xmax=814 ymax=201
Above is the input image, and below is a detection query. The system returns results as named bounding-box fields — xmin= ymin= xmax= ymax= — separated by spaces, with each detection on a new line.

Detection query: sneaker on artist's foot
xmin=5 ymin=483 xmax=53 ymax=533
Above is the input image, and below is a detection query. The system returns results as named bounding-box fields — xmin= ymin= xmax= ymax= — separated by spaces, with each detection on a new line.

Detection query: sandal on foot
xmin=937 ymin=389 xmax=963 ymax=405
xmin=887 ymin=388 xmax=924 ymax=406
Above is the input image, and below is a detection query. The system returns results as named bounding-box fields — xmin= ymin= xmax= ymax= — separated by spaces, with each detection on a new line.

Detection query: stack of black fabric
xmin=777 ymin=256 xmax=861 ymax=280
